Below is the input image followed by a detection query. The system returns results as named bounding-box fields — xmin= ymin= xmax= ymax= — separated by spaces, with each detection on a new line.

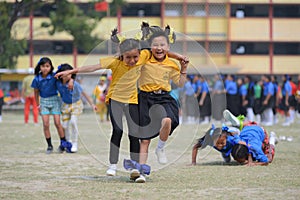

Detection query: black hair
xmin=56 ymin=63 xmax=76 ymax=82
xmin=231 ymin=144 xmax=249 ymax=162
xmin=111 ymin=28 xmax=141 ymax=56
xmin=264 ymin=74 xmax=271 ymax=82
xmin=148 ymin=31 xmax=170 ymax=46
xmin=34 ymin=57 xmax=54 ymax=76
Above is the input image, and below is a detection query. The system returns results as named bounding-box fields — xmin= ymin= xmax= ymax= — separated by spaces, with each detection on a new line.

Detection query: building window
xmin=165 ymin=4 xmax=183 ymax=17
xmin=231 ymin=4 xmax=269 ymax=17
xmin=274 ymin=5 xmax=300 ymax=18
xmin=29 ymin=41 xmax=73 ymax=54
xmin=209 ymin=42 xmax=226 ymax=54
xmin=187 ymin=4 xmax=206 ymax=16
xmin=209 ymin=4 xmax=226 ymax=17
xmin=274 ymin=43 xmax=300 ymax=55
xmin=121 ymin=3 xmax=161 ymax=17
xmin=231 ymin=42 xmax=269 ymax=55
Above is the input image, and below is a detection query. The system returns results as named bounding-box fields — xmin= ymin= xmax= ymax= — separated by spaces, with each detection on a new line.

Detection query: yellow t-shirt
xmin=100 ymin=50 xmax=151 ymax=104
xmin=138 ymin=54 xmax=180 ymax=92
xmin=22 ymin=75 xmax=35 ymax=97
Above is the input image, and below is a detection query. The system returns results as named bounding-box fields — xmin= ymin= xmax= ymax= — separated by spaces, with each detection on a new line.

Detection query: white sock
xmin=256 ymin=114 xmax=261 ymax=123
xmin=70 ymin=115 xmax=79 ymax=144
xmin=290 ymin=110 xmax=295 ymax=122
xmin=247 ymin=108 xmax=255 ymax=122
xmin=157 ymin=138 xmax=166 ymax=150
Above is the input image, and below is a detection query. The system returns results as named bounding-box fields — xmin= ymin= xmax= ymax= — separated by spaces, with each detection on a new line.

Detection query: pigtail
xmin=111 ymin=27 xmax=141 ymax=56
xmin=141 ymin=21 xmax=150 ymax=40
xmin=111 ymin=28 xmax=126 ymax=44
xmin=165 ymin=25 xmax=176 ymax=44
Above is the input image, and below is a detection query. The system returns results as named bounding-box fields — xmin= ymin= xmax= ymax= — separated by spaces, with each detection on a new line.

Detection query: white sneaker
xmin=279 ymin=136 xmax=286 ymax=141
xmin=199 ymin=119 xmax=209 ymax=125
xmin=106 ymin=164 xmax=117 ymax=176
xmin=223 ymin=109 xmax=240 ymax=127
xmin=135 ymin=175 xmax=146 ymax=183
xmin=263 ymin=121 xmax=273 ymax=126
xmin=130 ymin=169 xmax=140 ymax=180
xmin=269 ymin=131 xmax=278 ymax=145
xmin=155 ymin=148 xmax=168 ymax=164
xmin=286 ymin=136 xmax=293 ymax=142
xmin=71 ymin=143 xmax=78 ymax=153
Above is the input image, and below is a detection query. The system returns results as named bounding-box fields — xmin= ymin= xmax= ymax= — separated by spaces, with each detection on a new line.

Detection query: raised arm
xmin=168 ymin=51 xmax=189 ymax=64
xmin=55 ymin=64 xmax=102 ymax=79
xmin=178 ymin=60 xmax=188 ymax=87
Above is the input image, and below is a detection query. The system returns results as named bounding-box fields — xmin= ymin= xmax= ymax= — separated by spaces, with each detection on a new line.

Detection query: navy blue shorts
xmin=138 ymin=91 xmax=179 ymax=140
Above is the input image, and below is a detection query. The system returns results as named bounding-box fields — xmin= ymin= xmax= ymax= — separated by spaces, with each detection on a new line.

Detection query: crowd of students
xmin=180 ymin=74 xmax=300 ymax=126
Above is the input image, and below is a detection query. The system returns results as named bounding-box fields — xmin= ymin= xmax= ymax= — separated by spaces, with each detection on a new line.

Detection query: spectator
xmin=21 ymin=68 xmax=39 ymax=125
xmin=211 ymin=74 xmax=226 ymax=122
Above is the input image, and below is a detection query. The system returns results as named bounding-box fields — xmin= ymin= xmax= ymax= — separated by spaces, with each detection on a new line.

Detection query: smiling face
xmin=214 ymin=134 xmax=227 ymax=150
xmin=150 ymin=36 xmax=170 ymax=62
xmin=122 ymin=48 xmax=140 ymax=67
xmin=40 ymin=62 xmax=52 ymax=77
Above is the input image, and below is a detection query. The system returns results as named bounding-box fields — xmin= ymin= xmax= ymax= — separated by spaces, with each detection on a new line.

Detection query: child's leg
xmin=24 ymin=97 xmax=30 ymax=123
xmin=70 ymin=115 xmax=79 ymax=152
xmin=158 ymin=118 xmax=171 ymax=146
xmin=41 ymin=114 xmax=51 ymax=143
xmin=41 ymin=114 xmax=53 ymax=154
xmin=246 ymin=107 xmax=255 ymax=122
xmin=223 ymin=109 xmax=245 ymax=130
xmin=53 ymin=114 xmax=65 ymax=139
xmin=129 ymin=135 xmax=140 ymax=162
xmin=32 ymin=97 xmax=39 ymax=124
xmin=62 ymin=118 xmax=70 ymax=142
xmin=155 ymin=118 xmax=171 ymax=164
xmin=139 ymin=139 xmax=151 ymax=164
xmin=70 ymin=115 xmax=79 ymax=144
xmin=109 ymin=100 xmax=124 ymax=164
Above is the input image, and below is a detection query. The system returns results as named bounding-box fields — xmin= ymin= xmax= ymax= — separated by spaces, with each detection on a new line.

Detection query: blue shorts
xmin=40 ymin=95 xmax=61 ymax=115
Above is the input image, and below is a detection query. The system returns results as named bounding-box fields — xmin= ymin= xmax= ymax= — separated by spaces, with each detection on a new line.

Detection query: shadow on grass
xmin=199 ymin=161 xmax=242 ymax=166
xmin=70 ymin=175 xmax=134 ymax=183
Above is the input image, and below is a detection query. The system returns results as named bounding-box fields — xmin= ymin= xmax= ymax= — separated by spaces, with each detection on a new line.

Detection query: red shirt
xmin=0 ymin=89 xmax=4 ymax=98
xmin=290 ymin=81 xmax=297 ymax=95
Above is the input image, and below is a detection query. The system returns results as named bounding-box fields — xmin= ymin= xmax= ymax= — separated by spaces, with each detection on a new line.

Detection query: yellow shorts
xmin=61 ymin=100 xmax=83 ymax=121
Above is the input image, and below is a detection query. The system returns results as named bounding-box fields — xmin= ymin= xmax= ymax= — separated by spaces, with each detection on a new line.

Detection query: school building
xmin=2 ymin=0 xmax=300 ymax=83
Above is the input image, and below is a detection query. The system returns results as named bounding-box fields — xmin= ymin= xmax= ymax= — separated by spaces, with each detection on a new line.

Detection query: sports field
xmin=1 ymin=110 xmax=300 ymax=200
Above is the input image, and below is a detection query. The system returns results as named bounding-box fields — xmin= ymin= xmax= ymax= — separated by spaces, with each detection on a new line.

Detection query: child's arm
xmin=55 ymin=64 xmax=103 ymax=79
xmin=168 ymin=51 xmax=189 ymax=64
xmin=33 ymin=89 xmax=40 ymax=111
xmin=81 ymin=91 xmax=97 ymax=112
xmin=67 ymin=79 xmax=74 ymax=90
xmin=191 ymin=139 xmax=204 ymax=165
xmin=191 ymin=143 xmax=201 ymax=165
xmin=199 ymin=91 xmax=207 ymax=106
xmin=178 ymin=60 xmax=188 ymax=87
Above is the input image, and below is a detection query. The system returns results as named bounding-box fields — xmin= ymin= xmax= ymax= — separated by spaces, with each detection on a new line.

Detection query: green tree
xmin=41 ymin=0 xmax=103 ymax=67
xmin=0 ymin=1 xmax=35 ymax=69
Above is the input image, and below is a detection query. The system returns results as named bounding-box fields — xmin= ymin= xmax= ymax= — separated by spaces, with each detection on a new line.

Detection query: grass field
xmin=1 ymin=110 xmax=300 ymax=200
